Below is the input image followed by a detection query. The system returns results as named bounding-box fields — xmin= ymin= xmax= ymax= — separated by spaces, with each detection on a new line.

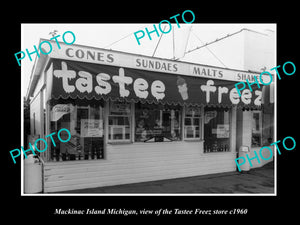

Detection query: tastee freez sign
xmin=49 ymin=59 xmax=262 ymax=108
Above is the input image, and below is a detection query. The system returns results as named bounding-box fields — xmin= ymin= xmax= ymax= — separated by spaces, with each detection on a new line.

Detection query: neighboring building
xmin=237 ymin=29 xmax=275 ymax=168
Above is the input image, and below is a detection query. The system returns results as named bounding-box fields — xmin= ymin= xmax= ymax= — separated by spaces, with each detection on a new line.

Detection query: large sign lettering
xmin=51 ymin=59 xmax=261 ymax=108
xmin=46 ymin=41 xmax=272 ymax=83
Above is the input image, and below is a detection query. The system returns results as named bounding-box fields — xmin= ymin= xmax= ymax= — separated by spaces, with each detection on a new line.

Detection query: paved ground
xmin=60 ymin=162 xmax=274 ymax=194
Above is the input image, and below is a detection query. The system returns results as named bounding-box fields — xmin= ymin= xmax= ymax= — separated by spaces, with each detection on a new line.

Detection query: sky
xmin=21 ymin=23 xmax=276 ymax=98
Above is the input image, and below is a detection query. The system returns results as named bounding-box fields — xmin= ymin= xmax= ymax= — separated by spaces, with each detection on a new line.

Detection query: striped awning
xmin=49 ymin=59 xmax=262 ymax=109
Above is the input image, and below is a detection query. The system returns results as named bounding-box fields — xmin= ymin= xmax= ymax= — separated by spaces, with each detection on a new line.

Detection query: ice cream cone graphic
xmin=177 ymin=76 xmax=189 ymax=100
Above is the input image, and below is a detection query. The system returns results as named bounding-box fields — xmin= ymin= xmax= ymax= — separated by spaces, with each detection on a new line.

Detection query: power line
xmin=171 ymin=25 xmax=192 ymax=60
xmin=172 ymin=26 xmax=175 ymax=59
xmin=103 ymin=26 xmax=147 ymax=49
xmin=174 ymin=28 xmax=246 ymax=61
xmin=182 ymin=26 xmax=192 ymax=59
xmin=191 ymin=31 xmax=228 ymax=68
xmin=103 ymin=33 xmax=133 ymax=49
xmin=152 ymin=26 xmax=166 ymax=57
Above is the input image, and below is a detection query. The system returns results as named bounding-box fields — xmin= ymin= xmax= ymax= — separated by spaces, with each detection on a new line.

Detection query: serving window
xmin=203 ymin=107 xmax=231 ymax=153
xmin=135 ymin=103 xmax=182 ymax=142
xmin=49 ymin=102 xmax=104 ymax=161
xmin=49 ymin=99 xmax=233 ymax=159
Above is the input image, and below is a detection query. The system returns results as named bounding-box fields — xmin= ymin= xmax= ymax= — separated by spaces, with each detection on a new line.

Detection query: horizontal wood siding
xmin=44 ymin=142 xmax=237 ymax=192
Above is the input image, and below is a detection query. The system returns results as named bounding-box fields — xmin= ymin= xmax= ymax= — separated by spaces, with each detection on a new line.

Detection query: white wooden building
xmin=25 ymin=36 xmax=274 ymax=193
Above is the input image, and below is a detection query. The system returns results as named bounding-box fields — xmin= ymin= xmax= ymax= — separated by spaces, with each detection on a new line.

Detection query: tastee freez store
xmin=25 ymin=39 xmax=274 ymax=193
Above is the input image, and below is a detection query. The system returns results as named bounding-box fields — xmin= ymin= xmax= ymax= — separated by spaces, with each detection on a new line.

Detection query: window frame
xmin=49 ymin=104 xmax=105 ymax=161
xmin=183 ymin=105 xmax=204 ymax=141
xmin=203 ymin=107 xmax=232 ymax=153
xmin=108 ymin=101 xmax=132 ymax=143
xmin=133 ymin=102 xmax=183 ymax=143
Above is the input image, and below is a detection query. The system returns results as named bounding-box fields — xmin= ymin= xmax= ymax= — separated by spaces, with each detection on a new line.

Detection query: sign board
xmin=51 ymin=104 xmax=74 ymax=121
xmin=44 ymin=39 xmax=272 ymax=83
xmin=216 ymin=124 xmax=230 ymax=138
xmin=205 ymin=111 xmax=217 ymax=124
xmin=80 ymin=119 xmax=103 ymax=137
xmin=51 ymin=59 xmax=262 ymax=108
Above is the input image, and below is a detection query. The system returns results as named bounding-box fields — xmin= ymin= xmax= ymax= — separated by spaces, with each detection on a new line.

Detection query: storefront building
xmin=26 ymin=39 xmax=274 ymax=193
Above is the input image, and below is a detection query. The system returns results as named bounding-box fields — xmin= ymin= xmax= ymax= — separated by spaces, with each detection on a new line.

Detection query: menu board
xmin=51 ymin=104 xmax=74 ymax=121
xmin=80 ymin=119 xmax=103 ymax=137
xmin=216 ymin=124 xmax=230 ymax=138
